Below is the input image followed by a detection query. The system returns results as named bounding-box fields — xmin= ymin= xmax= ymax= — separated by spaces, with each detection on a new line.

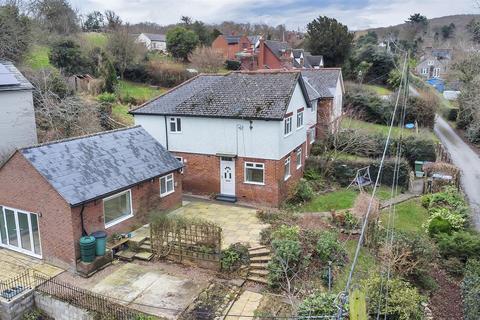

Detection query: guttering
xmin=164 ymin=115 xmax=169 ymax=150
xmin=80 ymin=205 xmax=87 ymax=236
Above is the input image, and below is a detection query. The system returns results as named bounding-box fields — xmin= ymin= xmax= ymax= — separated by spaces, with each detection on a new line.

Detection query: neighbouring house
xmin=211 ymin=35 xmax=252 ymax=60
xmin=416 ymin=47 xmax=452 ymax=79
xmin=0 ymin=126 xmax=183 ymax=269
xmin=0 ymin=61 xmax=37 ymax=162
xmin=291 ymin=49 xmax=324 ymax=69
xmin=301 ymin=68 xmax=345 ymax=136
xmin=136 ymin=33 xmax=167 ymax=51
xmin=131 ymin=71 xmax=320 ymax=207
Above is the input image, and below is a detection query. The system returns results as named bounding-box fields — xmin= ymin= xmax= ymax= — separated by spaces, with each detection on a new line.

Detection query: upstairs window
xmin=284 ymin=116 xmax=293 ymax=136
xmin=170 ymin=117 xmax=182 ymax=133
xmin=296 ymin=148 xmax=302 ymax=169
xmin=309 ymin=128 xmax=315 ymax=144
xmin=297 ymin=110 xmax=304 ymax=129
xmin=245 ymin=162 xmax=265 ymax=185
xmin=284 ymin=157 xmax=291 ymax=180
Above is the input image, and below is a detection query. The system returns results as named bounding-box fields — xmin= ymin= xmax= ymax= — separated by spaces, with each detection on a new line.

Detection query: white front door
xmin=220 ymin=157 xmax=235 ymax=196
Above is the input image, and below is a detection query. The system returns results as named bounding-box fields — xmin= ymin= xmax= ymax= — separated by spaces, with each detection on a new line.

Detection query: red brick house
xmin=211 ymin=35 xmax=252 ymax=60
xmin=0 ymin=126 xmax=183 ymax=269
xmin=132 ymin=71 xmax=320 ymax=207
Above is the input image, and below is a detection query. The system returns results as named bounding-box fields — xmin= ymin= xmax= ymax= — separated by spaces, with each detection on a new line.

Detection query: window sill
xmin=309 ymin=140 xmax=315 ymax=145
xmin=284 ymin=132 xmax=293 ymax=138
xmin=296 ymin=126 xmax=304 ymax=131
xmin=284 ymin=175 xmax=291 ymax=181
xmin=105 ymin=214 xmax=134 ymax=229
xmin=169 ymin=131 xmax=182 ymax=134
xmin=297 ymin=165 xmax=302 ymax=170
xmin=244 ymin=181 xmax=265 ymax=186
xmin=160 ymin=189 xmax=175 ymax=198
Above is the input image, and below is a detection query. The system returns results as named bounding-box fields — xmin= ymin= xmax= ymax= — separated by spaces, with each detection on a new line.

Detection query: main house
xmin=0 ymin=126 xmax=183 ymax=269
xmin=416 ymin=47 xmax=452 ymax=79
xmin=131 ymin=71 xmax=329 ymax=207
xmin=0 ymin=61 xmax=37 ymax=162
xmin=136 ymin=33 xmax=167 ymax=51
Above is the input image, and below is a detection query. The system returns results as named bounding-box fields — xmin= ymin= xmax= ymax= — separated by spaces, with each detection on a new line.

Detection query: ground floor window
xmin=0 ymin=206 xmax=42 ymax=256
xmin=296 ymin=148 xmax=302 ymax=169
xmin=284 ymin=157 xmax=291 ymax=180
xmin=103 ymin=190 xmax=133 ymax=228
xmin=309 ymin=128 xmax=315 ymax=144
xmin=160 ymin=173 xmax=175 ymax=197
xmin=244 ymin=162 xmax=265 ymax=185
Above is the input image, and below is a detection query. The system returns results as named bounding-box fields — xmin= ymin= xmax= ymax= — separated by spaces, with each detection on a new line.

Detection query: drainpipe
xmin=164 ymin=116 xmax=169 ymax=150
xmin=80 ymin=205 xmax=87 ymax=236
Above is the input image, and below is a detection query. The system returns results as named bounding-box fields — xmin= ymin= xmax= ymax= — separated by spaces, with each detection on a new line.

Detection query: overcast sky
xmin=71 ymin=0 xmax=478 ymax=31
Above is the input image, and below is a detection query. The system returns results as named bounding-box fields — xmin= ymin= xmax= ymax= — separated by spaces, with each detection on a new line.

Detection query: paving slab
xmin=0 ymin=249 xmax=63 ymax=282
xmin=225 ymin=290 xmax=263 ymax=320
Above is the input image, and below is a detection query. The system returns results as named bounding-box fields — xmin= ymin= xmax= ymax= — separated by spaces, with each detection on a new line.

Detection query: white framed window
xmin=284 ymin=157 xmax=291 ymax=180
xmin=284 ymin=116 xmax=293 ymax=136
xmin=297 ymin=110 xmax=304 ymax=129
xmin=160 ymin=173 xmax=175 ymax=197
xmin=103 ymin=190 xmax=133 ymax=228
xmin=433 ymin=68 xmax=440 ymax=78
xmin=169 ymin=117 xmax=182 ymax=133
xmin=309 ymin=128 xmax=315 ymax=144
xmin=244 ymin=162 xmax=265 ymax=185
xmin=421 ymin=68 xmax=428 ymax=75
xmin=175 ymin=156 xmax=184 ymax=173
xmin=427 ymin=60 xmax=434 ymax=66
xmin=296 ymin=148 xmax=302 ymax=169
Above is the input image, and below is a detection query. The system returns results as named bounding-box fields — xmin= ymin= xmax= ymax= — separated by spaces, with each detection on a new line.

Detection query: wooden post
xmin=349 ymin=288 xmax=367 ymax=320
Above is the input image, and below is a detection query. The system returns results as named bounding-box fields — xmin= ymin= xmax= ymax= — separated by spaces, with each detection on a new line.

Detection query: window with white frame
xmin=427 ymin=60 xmax=434 ymax=66
xmin=160 ymin=173 xmax=175 ymax=197
xmin=169 ymin=117 xmax=182 ymax=132
xmin=284 ymin=116 xmax=292 ymax=136
xmin=284 ymin=157 xmax=291 ymax=180
xmin=421 ymin=68 xmax=428 ymax=75
xmin=244 ymin=162 xmax=265 ymax=184
xmin=296 ymin=148 xmax=302 ymax=169
xmin=296 ymin=110 xmax=304 ymax=128
xmin=175 ymin=156 xmax=184 ymax=173
xmin=103 ymin=190 xmax=133 ymax=228
xmin=309 ymin=128 xmax=315 ymax=144
xmin=433 ymin=68 xmax=440 ymax=78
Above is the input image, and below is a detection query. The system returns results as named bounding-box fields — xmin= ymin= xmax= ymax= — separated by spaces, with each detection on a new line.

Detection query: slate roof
xmin=0 ymin=61 xmax=34 ymax=92
xmin=431 ymin=49 xmax=452 ymax=59
xmin=143 ymin=33 xmax=166 ymax=42
xmin=20 ymin=126 xmax=182 ymax=206
xmin=225 ymin=35 xmax=242 ymax=44
xmin=131 ymin=71 xmax=311 ymax=120
xmin=304 ymin=54 xmax=323 ymax=68
xmin=264 ymin=40 xmax=290 ymax=59
xmin=301 ymin=69 xmax=342 ymax=99
xmin=248 ymin=36 xmax=261 ymax=47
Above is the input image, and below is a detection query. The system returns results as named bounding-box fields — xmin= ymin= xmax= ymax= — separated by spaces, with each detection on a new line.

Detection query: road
xmin=434 ymin=116 xmax=480 ymax=230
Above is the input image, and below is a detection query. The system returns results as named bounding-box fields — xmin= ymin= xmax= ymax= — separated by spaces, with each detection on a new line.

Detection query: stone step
xmin=115 ymin=250 xmax=136 ymax=262
xmin=250 ymin=256 xmax=271 ymax=263
xmin=250 ymin=262 xmax=269 ymax=270
xmin=248 ymin=248 xmax=271 ymax=257
xmin=248 ymin=245 xmax=266 ymax=252
xmin=139 ymin=244 xmax=152 ymax=251
xmin=134 ymin=251 xmax=154 ymax=261
xmin=247 ymin=276 xmax=268 ymax=285
xmin=249 ymin=269 xmax=268 ymax=276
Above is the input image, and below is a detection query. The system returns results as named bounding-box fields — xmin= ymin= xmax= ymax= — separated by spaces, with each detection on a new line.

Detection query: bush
xmin=146 ymin=61 xmax=192 ymax=87
xmin=442 ymin=257 xmax=465 ymax=276
xmin=315 ymin=231 xmax=346 ymax=264
xmin=466 ymin=122 xmax=480 ymax=144
xmin=97 ymin=92 xmax=116 ymax=104
xmin=289 ymin=179 xmax=314 ymax=203
xmin=267 ymin=239 xmax=302 ymax=288
xmin=344 ymin=84 xmax=392 ymax=124
xmin=297 ymin=292 xmax=337 ymax=317
xmin=437 ymin=231 xmax=480 ymax=262
xmin=225 ymin=60 xmax=241 ymax=70
xmin=462 ymin=259 xmax=480 ymax=319
xmin=405 ymin=91 xmax=437 ymax=128
xmin=426 ymin=207 xmax=466 ymax=231
xmin=123 ymin=63 xmax=150 ymax=83
xmin=428 ymin=216 xmax=453 ymax=235
xmin=220 ymin=243 xmax=249 ymax=271
xmin=362 ymin=275 xmax=425 ymax=320
xmin=272 ymin=225 xmax=300 ymax=242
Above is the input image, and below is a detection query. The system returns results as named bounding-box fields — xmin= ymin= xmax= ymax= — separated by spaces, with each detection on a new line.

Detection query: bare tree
xmin=189 ymin=46 xmax=225 ymax=73
xmin=107 ymin=25 xmax=145 ymax=78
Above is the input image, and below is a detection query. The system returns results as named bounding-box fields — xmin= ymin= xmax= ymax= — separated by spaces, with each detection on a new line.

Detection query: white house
xmin=0 ymin=61 xmax=37 ymax=162
xmin=136 ymin=33 xmax=167 ymax=51
xmin=131 ymin=71 xmax=319 ymax=207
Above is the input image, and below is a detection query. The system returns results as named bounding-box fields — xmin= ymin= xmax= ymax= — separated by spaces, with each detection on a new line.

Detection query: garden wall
xmin=0 ymin=290 xmax=35 ymax=320
xmin=34 ymin=291 xmax=92 ymax=320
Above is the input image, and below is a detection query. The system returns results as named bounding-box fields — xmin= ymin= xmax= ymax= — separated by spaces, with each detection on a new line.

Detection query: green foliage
xmin=272 ymin=225 xmax=300 ymax=242
xmin=428 ymin=216 xmax=452 ymax=235
xmin=315 ymin=231 xmax=346 ymax=264
xmin=22 ymin=308 xmax=51 ymax=320
xmin=362 ymin=275 xmax=425 ymax=320
xmin=31 ymin=0 xmax=79 ymax=34
xmin=407 ymin=13 xmax=428 ymax=27
xmin=224 ymin=59 xmax=241 ymax=70
xmin=466 ymin=121 xmax=480 ymax=144
xmin=462 ymin=259 xmax=480 ymax=319
xmin=290 ymin=179 xmax=314 ymax=203
xmin=220 ymin=243 xmax=249 ymax=271
xmin=49 ymin=39 xmax=91 ymax=76
xmin=0 ymin=4 xmax=31 ymax=62
xmin=97 ymin=92 xmax=116 ymax=104
xmin=166 ymin=26 xmax=199 ymax=61
xmin=387 ymin=69 xmax=402 ymax=89
xmin=305 ymin=16 xmax=354 ymax=67
xmin=267 ymin=239 xmax=302 ymax=288
xmin=437 ymin=231 xmax=480 ymax=262
xmin=426 ymin=207 xmax=466 ymax=231
xmin=442 ymin=257 xmax=465 ymax=276
xmin=467 ymin=19 xmax=480 ymax=43
xmin=83 ymin=11 xmax=104 ymax=32
xmin=441 ymin=23 xmax=455 ymax=39
xmin=298 ymin=292 xmax=338 ymax=317
xmin=353 ymin=44 xmax=395 ymax=85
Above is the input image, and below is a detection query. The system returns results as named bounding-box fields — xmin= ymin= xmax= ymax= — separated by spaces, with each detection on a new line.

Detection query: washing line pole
xmin=336 ymin=52 xmax=409 ymax=320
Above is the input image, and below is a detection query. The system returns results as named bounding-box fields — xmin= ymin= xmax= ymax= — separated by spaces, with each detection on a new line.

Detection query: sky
xmin=72 ymin=0 xmax=478 ymax=31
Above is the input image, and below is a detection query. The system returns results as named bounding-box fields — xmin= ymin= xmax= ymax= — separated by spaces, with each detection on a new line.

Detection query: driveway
xmin=434 ymin=116 xmax=480 ymax=229
xmin=171 ymin=200 xmax=269 ymax=248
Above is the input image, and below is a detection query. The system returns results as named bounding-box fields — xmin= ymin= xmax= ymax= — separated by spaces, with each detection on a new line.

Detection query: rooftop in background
xmin=19 ymin=126 xmax=182 ymax=206
xmin=131 ymin=71 xmax=311 ymax=120
xmin=301 ymin=68 xmax=343 ymax=99
xmin=142 ymin=33 xmax=166 ymax=41
xmin=0 ymin=61 xmax=34 ymax=92
xmin=264 ymin=40 xmax=290 ymax=59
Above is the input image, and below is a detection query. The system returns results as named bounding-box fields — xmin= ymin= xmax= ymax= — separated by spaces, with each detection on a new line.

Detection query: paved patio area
xmin=225 ymin=290 xmax=263 ymax=320
xmin=0 ymin=248 xmax=63 ymax=282
xmin=171 ymin=200 xmax=269 ymax=248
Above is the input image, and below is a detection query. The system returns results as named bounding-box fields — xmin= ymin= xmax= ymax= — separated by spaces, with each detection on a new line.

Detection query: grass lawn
xmin=302 ymin=186 xmax=393 ymax=212
xmin=380 ymin=198 xmax=428 ymax=233
xmin=80 ymin=32 xmax=108 ymax=49
xmin=117 ymin=80 xmax=164 ymax=103
xmin=111 ymin=104 xmax=134 ymax=125
xmin=364 ymin=84 xmax=392 ymax=96
xmin=341 ymin=117 xmax=438 ymax=142
xmin=24 ymin=45 xmax=51 ymax=69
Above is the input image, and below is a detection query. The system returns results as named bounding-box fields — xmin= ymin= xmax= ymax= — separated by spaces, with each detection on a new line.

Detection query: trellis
xmin=150 ymin=215 xmax=222 ymax=264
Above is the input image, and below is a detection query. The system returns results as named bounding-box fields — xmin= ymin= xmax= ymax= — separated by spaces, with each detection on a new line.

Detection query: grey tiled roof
xmin=132 ymin=72 xmax=309 ymax=120
xmin=225 ymin=35 xmax=242 ymax=44
xmin=301 ymin=69 xmax=342 ymax=99
xmin=143 ymin=33 xmax=166 ymax=41
xmin=20 ymin=126 xmax=182 ymax=206
xmin=0 ymin=61 xmax=33 ymax=92
xmin=264 ymin=40 xmax=290 ymax=59
xmin=304 ymin=54 xmax=323 ymax=68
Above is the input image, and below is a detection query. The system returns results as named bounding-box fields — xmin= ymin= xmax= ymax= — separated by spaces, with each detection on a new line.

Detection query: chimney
xmin=258 ymin=37 xmax=265 ymax=69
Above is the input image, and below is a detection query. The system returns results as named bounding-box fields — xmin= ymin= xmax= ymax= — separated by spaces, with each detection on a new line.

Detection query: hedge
xmin=305 ymin=156 xmax=410 ymax=189
xmin=462 ymin=259 xmax=480 ymax=320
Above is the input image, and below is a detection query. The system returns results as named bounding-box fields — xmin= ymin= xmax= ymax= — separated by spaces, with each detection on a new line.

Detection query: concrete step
xmin=250 ymin=262 xmax=269 ymax=270
xmin=115 ymin=250 xmax=136 ymax=262
xmin=247 ymin=276 xmax=268 ymax=285
xmin=248 ymin=248 xmax=271 ymax=257
xmin=248 ymin=245 xmax=266 ymax=252
xmin=134 ymin=251 xmax=154 ymax=261
xmin=250 ymin=256 xmax=271 ymax=263
xmin=139 ymin=244 xmax=152 ymax=251
xmin=215 ymin=194 xmax=237 ymax=203
xmin=249 ymin=269 xmax=268 ymax=276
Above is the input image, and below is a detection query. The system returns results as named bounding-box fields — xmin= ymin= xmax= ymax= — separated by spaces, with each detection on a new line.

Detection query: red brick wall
xmin=173 ymin=152 xmax=220 ymax=196
xmin=71 ymin=172 xmax=183 ymax=262
xmin=212 ymin=36 xmax=251 ymax=61
xmin=0 ymin=152 xmax=76 ymax=269
xmin=317 ymin=98 xmax=333 ymax=139
xmin=277 ymin=143 xmax=306 ymax=203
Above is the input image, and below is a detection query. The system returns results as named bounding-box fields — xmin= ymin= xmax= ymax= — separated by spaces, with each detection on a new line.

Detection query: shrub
xmin=97 ymin=92 xmax=116 ymax=104
xmin=272 ymin=225 xmax=300 ymax=242
xmin=220 ymin=243 xmax=249 ymax=271
xmin=297 ymin=292 xmax=337 ymax=317
xmin=362 ymin=275 xmax=425 ymax=320
xmin=344 ymin=84 xmax=392 ymax=124
xmin=189 ymin=46 xmax=225 ymax=73
xmin=442 ymin=257 xmax=465 ymax=276
xmin=462 ymin=259 xmax=480 ymax=319
xmin=315 ymin=231 xmax=346 ymax=264
xmin=146 ymin=60 xmax=191 ymax=87
xmin=426 ymin=208 xmax=466 ymax=231
xmin=267 ymin=239 xmax=302 ymax=288
xmin=225 ymin=60 xmax=241 ymax=70
xmin=466 ymin=121 xmax=480 ymax=144
xmin=405 ymin=90 xmax=438 ymax=128
xmin=428 ymin=216 xmax=453 ymax=235
xmin=437 ymin=231 xmax=480 ymax=262
xmin=289 ymin=179 xmax=314 ymax=203
xmin=123 ymin=63 xmax=150 ymax=83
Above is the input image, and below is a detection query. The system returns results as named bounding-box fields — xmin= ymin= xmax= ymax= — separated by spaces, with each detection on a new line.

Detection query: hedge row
xmin=305 ymin=156 xmax=410 ymax=189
